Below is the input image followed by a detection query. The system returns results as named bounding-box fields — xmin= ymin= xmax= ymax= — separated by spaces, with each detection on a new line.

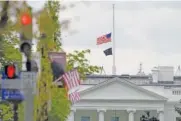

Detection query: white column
xmin=127 ymin=109 xmax=136 ymax=121
xmin=97 ymin=109 xmax=106 ymax=121
xmin=67 ymin=109 xmax=76 ymax=121
xmin=157 ymin=109 xmax=164 ymax=121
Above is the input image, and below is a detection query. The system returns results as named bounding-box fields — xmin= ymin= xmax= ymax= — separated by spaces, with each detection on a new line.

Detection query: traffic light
xmin=19 ymin=5 xmax=32 ymax=55
xmin=20 ymin=12 xmax=32 ymax=40
xmin=19 ymin=8 xmax=38 ymax=72
xmin=4 ymin=64 xmax=18 ymax=79
xmin=19 ymin=12 xmax=32 ymax=57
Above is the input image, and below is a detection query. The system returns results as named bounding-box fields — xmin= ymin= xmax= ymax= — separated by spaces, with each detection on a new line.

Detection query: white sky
xmin=27 ymin=1 xmax=181 ymax=75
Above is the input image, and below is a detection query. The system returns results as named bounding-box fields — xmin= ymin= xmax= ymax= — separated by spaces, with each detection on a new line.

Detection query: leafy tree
xmin=0 ymin=1 xmax=22 ymax=66
xmin=0 ymin=1 xmax=101 ymax=121
xmin=0 ymin=2 xmax=24 ymax=121
xmin=36 ymin=1 xmax=101 ymax=121
xmin=0 ymin=101 xmax=13 ymax=121
xmin=67 ymin=49 xmax=102 ymax=79
xmin=36 ymin=1 xmax=63 ymax=121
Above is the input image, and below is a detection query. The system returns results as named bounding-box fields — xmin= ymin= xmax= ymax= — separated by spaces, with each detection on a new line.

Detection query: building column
xmin=97 ymin=109 xmax=106 ymax=121
xmin=67 ymin=109 xmax=76 ymax=121
xmin=157 ymin=109 xmax=164 ymax=121
xmin=127 ymin=109 xmax=136 ymax=121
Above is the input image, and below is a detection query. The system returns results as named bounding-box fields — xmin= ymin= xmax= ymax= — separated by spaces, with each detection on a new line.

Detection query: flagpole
xmin=112 ymin=4 xmax=116 ymax=75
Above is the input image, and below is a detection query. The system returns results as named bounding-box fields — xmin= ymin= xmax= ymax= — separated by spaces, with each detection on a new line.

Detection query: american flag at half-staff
xmin=96 ymin=4 xmax=116 ymax=75
xmin=97 ymin=32 xmax=111 ymax=45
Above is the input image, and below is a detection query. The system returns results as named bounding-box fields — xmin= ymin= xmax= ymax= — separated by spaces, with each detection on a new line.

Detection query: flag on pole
xmin=103 ymin=48 xmax=112 ymax=56
xmin=69 ymin=91 xmax=80 ymax=103
xmin=62 ymin=69 xmax=81 ymax=103
xmin=62 ymin=69 xmax=80 ymax=90
xmin=97 ymin=33 xmax=111 ymax=45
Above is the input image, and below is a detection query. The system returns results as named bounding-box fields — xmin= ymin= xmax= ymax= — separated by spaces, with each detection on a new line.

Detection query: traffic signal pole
xmin=20 ymin=8 xmax=37 ymax=121
xmin=13 ymin=101 xmax=19 ymax=121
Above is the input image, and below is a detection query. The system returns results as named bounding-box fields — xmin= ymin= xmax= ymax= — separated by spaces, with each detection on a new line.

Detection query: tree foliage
xmin=0 ymin=1 xmax=101 ymax=121
xmin=0 ymin=101 xmax=13 ymax=121
xmin=0 ymin=2 xmax=23 ymax=121
xmin=67 ymin=49 xmax=102 ymax=79
xmin=37 ymin=1 xmax=101 ymax=121
xmin=36 ymin=1 xmax=68 ymax=121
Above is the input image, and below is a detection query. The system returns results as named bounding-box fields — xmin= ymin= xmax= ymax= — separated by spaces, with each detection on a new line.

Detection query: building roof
xmin=86 ymin=74 xmax=181 ymax=79
xmin=84 ymin=74 xmax=181 ymax=86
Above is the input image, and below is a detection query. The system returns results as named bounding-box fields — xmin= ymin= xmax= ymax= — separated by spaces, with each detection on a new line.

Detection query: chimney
xmin=158 ymin=66 xmax=174 ymax=82
xmin=151 ymin=66 xmax=174 ymax=83
xmin=152 ymin=67 xmax=159 ymax=83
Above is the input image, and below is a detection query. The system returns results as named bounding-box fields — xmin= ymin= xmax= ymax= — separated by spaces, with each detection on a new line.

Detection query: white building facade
xmin=67 ymin=66 xmax=181 ymax=121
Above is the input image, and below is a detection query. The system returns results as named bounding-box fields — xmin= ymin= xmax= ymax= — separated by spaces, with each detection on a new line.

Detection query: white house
xmin=67 ymin=66 xmax=181 ymax=121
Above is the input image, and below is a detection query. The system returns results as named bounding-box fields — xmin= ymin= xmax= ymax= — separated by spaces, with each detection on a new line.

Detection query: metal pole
xmin=13 ymin=102 xmax=18 ymax=121
xmin=24 ymin=14 xmax=35 ymax=121
xmin=112 ymin=4 xmax=116 ymax=75
xmin=24 ymin=87 xmax=34 ymax=121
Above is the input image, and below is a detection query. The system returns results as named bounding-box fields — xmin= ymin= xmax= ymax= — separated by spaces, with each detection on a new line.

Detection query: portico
xmin=69 ymin=108 xmax=164 ymax=121
xmin=67 ymin=77 xmax=167 ymax=121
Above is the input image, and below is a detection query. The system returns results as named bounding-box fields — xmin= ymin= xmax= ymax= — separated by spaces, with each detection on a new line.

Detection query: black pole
xmin=13 ymin=102 xmax=18 ymax=121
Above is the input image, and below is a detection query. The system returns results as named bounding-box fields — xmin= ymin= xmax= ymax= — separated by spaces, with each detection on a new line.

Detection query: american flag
xmin=69 ymin=91 xmax=80 ymax=103
xmin=62 ymin=69 xmax=81 ymax=103
xmin=97 ymin=33 xmax=111 ymax=45
xmin=62 ymin=69 xmax=80 ymax=90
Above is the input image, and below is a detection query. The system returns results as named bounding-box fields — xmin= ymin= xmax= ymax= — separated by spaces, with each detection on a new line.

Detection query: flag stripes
xmin=69 ymin=91 xmax=80 ymax=103
xmin=62 ymin=69 xmax=81 ymax=103
xmin=97 ymin=33 xmax=111 ymax=45
xmin=63 ymin=69 xmax=80 ymax=90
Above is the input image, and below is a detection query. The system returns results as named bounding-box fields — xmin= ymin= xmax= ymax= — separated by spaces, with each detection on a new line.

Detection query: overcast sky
xmin=28 ymin=1 xmax=181 ymax=75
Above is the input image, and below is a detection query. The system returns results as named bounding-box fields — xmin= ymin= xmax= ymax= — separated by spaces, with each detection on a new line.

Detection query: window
xmin=173 ymin=90 xmax=181 ymax=95
xmin=81 ymin=116 xmax=90 ymax=121
xmin=111 ymin=117 xmax=119 ymax=121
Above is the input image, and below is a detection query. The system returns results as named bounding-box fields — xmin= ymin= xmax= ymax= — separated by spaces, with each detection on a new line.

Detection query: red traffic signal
xmin=5 ymin=65 xmax=16 ymax=79
xmin=21 ymin=13 xmax=32 ymax=25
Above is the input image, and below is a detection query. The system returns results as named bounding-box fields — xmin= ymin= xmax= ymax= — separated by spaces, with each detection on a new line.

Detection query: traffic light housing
xmin=4 ymin=64 xmax=18 ymax=79
xmin=18 ymin=7 xmax=38 ymax=72
xmin=19 ymin=8 xmax=32 ymax=56
xmin=20 ymin=12 xmax=32 ymax=41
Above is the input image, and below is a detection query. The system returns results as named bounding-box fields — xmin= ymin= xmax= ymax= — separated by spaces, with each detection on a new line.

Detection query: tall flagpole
xmin=112 ymin=4 xmax=116 ymax=75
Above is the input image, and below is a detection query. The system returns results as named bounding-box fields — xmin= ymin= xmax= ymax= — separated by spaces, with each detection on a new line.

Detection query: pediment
xmin=80 ymin=77 xmax=167 ymax=101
